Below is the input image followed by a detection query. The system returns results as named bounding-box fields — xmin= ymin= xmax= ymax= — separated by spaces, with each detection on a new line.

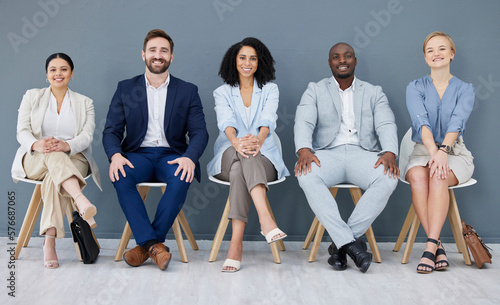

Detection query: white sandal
xmin=221 ymin=259 xmax=241 ymax=272
xmin=261 ymin=228 xmax=287 ymax=244
xmin=43 ymin=235 xmax=59 ymax=269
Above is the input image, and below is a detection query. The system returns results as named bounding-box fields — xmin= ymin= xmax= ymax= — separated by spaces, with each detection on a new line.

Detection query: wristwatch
xmin=437 ymin=144 xmax=451 ymax=154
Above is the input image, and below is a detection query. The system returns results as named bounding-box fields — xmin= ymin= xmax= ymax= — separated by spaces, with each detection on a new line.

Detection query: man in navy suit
xmin=103 ymin=29 xmax=208 ymax=270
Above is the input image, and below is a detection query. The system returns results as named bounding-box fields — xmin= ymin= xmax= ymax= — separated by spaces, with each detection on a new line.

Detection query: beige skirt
xmin=404 ymin=137 xmax=474 ymax=184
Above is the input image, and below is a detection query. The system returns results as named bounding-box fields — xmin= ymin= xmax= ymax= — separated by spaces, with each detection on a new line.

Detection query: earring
xmin=46 ymin=78 xmax=49 ymax=83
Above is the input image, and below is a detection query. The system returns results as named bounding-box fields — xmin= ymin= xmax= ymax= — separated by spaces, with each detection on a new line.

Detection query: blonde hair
xmin=423 ymin=31 xmax=456 ymax=57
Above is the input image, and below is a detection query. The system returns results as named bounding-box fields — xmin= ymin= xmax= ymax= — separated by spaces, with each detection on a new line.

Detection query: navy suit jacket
xmin=102 ymin=74 xmax=209 ymax=181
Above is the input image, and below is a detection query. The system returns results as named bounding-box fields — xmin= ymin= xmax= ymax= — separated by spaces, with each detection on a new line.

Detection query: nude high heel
xmin=43 ymin=235 xmax=59 ymax=269
xmin=86 ymin=216 xmax=97 ymax=229
xmin=74 ymin=193 xmax=97 ymax=221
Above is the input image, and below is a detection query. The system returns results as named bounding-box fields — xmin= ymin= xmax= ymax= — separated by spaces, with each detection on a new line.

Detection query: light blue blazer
xmin=294 ymin=77 xmax=398 ymax=156
xmin=207 ymin=81 xmax=289 ymax=179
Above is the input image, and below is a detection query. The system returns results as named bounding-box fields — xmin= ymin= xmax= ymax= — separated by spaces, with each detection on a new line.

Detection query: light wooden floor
xmin=3 ymin=237 xmax=500 ymax=305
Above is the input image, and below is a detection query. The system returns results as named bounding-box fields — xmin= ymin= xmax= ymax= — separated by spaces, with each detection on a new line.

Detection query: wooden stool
xmin=13 ymin=176 xmax=95 ymax=261
xmin=302 ymin=184 xmax=382 ymax=263
xmin=393 ymin=179 xmax=475 ymax=265
xmin=393 ymin=128 xmax=474 ymax=265
xmin=208 ymin=176 xmax=286 ymax=264
xmin=114 ymin=182 xmax=198 ymax=263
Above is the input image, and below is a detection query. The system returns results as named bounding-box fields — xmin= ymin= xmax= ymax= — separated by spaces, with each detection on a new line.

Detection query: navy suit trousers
xmin=112 ymin=147 xmax=191 ymax=246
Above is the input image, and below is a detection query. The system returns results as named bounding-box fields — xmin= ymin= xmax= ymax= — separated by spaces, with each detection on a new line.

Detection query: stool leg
xmin=303 ymin=217 xmax=319 ymax=250
xmin=23 ymin=186 xmax=44 ymax=248
xmin=308 ymin=222 xmax=325 ymax=262
xmin=270 ymin=240 xmax=281 ymax=264
xmin=15 ymin=185 xmax=42 ymax=259
xmin=394 ymin=204 xmax=415 ymax=252
xmin=177 ymin=210 xmax=198 ymax=250
xmin=172 ymin=217 xmax=188 ymax=263
xmin=401 ymin=214 xmax=420 ymax=264
xmin=265 ymin=196 xmax=285 ymax=251
xmin=114 ymin=222 xmax=133 ymax=261
xmin=448 ymin=190 xmax=472 ymax=265
xmin=65 ymin=200 xmax=82 ymax=261
xmin=209 ymin=198 xmax=231 ymax=262
xmin=349 ymin=187 xmax=381 ymax=263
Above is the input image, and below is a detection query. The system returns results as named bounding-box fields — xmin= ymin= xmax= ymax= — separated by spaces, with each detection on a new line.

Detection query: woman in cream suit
xmin=12 ymin=53 xmax=101 ymax=269
xmin=207 ymin=37 xmax=289 ymax=272
xmin=405 ymin=32 xmax=475 ymax=274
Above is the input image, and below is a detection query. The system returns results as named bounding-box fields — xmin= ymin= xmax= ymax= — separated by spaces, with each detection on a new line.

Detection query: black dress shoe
xmin=327 ymin=242 xmax=347 ymax=271
xmin=342 ymin=239 xmax=372 ymax=273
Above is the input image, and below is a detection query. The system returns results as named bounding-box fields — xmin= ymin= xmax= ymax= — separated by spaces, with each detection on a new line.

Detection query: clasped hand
xmin=32 ymin=137 xmax=70 ymax=154
xmin=232 ymin=134 xmax=261 ymax=158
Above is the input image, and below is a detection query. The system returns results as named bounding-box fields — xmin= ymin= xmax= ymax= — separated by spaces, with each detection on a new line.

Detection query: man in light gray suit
xmin=294 ymin=43 xmax=399 ymax=273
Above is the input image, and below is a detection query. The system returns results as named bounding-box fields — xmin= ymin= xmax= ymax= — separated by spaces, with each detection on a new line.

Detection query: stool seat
xmin=114 ymin=182 xmax=198 ymax=263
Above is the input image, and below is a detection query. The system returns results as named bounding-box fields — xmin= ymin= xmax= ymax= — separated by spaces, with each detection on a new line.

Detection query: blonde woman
xmin=405 ymin=32 xmax=474 ymax=274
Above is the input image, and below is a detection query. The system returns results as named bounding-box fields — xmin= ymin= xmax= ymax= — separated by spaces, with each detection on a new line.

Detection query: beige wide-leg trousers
xmin=22 ymin=152 xmax=89 ymax=238
xmin=215 ymin=147 xmax=277 ymax=223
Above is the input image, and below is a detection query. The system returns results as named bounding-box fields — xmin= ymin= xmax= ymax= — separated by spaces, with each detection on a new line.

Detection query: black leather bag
xmin=70 ymin=211 xmax=99 ymax=264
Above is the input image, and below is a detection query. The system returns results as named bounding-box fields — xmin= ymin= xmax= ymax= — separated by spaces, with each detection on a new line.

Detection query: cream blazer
xmin=11 ymin=87 xmax=102 ymax=190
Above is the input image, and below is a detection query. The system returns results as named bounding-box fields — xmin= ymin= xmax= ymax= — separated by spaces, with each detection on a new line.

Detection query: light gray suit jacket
xmin=11 ymin=87 xmax=101 ymax=190
xmin=294 ymin=77 xmax=398 ymax=156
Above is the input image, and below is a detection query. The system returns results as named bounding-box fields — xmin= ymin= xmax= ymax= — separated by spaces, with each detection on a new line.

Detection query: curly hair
xmin=218 ymin=37 xmax=275 ymax=88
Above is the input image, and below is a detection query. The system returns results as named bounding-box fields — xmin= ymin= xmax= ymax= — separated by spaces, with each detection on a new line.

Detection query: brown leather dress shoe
xmin=123 ymin=245 xmax=149 ymax=267
xmin=148 ymin=243 xmax=171 ymax=271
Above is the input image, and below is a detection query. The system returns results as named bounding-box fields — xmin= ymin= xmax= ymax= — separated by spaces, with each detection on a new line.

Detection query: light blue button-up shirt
xmin=406 ymin=74 xmax=475 ymax=144
xmin=207 ymin=81 xmax=289 ymax=179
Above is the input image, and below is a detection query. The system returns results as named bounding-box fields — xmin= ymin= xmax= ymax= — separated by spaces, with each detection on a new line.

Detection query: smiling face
xmin=46 ymin=57 xmax=73 ymax=89
xmin=142 ymin=37 xmax=173 ymax=75
xmin=328 ymin=43 xmax=357 ymax=80
xmin=424 ymin=35 xmax=455 ymax=69
xmin=236 ymin=46 xmax=258 ymax=80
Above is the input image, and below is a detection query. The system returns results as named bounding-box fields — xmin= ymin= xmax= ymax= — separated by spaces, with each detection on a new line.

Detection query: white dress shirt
xmin=42 ymin=91 xmax=75 ymax=141
xmin=330 ymin=77 xmax=360 ymax=148
xmin=141 ymin=73 xmax=170 ymax=147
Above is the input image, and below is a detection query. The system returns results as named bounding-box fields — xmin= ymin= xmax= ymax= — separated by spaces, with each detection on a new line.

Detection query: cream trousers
xmin=23 ymin=152 xmax=89 ymax=238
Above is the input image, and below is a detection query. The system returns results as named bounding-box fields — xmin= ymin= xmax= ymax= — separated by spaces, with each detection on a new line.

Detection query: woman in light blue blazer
xmin=207 ymin=37 xmax=289 ymax=272
xmin=405 ymin=32 xmax=474 ymax=274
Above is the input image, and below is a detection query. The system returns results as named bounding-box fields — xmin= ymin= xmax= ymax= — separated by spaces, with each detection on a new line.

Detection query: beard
xmin=335 ymin=72 xmax=353 ymax=79
xmin=145 ymin=58 xmax=170 ymax=74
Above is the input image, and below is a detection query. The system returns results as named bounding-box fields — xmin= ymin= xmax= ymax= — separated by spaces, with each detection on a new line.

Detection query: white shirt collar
xmin=332 ymin=76 xmax=356 ymax=92
xmin=144 ymin=73 xmax=170 ymax=89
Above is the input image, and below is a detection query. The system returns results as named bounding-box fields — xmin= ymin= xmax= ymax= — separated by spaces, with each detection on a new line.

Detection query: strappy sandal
xmin=43 ymin=235 xmax=59 ymax=269
xmin=435 ymin=240 xmax=450 ymax=271
xmin=417 ymin=238 xmax=438 ymax=274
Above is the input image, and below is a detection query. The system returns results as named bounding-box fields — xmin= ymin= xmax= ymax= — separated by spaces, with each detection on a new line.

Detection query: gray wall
xmin=1 ymin=0 xmax=499 ymax=243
